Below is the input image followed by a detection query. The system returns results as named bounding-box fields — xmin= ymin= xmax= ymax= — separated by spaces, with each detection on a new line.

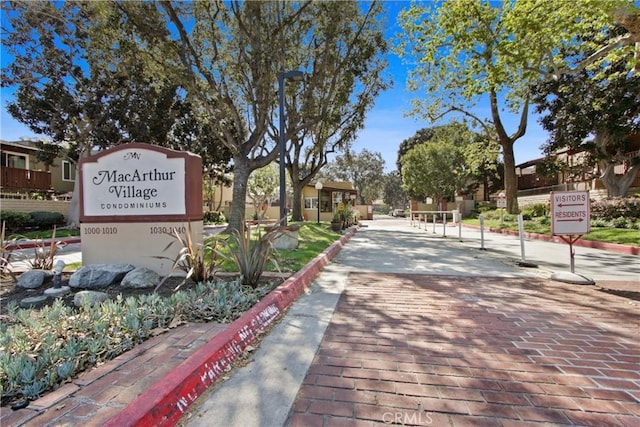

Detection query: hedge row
xmin=0 ymin=211 xmax=65 ymax=231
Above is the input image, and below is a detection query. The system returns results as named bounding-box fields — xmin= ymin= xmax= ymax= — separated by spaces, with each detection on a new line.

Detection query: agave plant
xmin=217 ymin=221 xmax=281 ymax=288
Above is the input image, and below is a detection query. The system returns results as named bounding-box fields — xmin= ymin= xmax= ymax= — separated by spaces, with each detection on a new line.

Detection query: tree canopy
xmin=531 ymin=27 xmax=640 ymax=197
xmin=1 ymin=1 xmax=232 ymax=225
xmin=398 ymin=122 xmax=490 ymax=203
xmin=319 ymin=149 xmax=385 ymax=205
xmin=382 ymin=171 xmax=408 ymax=210
xmin=396 ymin=0 xmax=636 ymax=213
xmin=110 ymin=1 xmax=389 ymax=231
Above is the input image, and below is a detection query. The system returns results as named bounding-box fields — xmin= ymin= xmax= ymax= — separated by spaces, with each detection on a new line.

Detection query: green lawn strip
xmin=461 ymin=218 xmax=639 ymax=246
xmin=9 ymin=228 xmax=80 ymax=240
xmin=212 ymin=221 xmax=342 ymax=273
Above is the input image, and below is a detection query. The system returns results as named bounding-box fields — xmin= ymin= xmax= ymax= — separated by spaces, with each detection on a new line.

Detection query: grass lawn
xmin=462 ymin=217 xmax=639 ymax=246
xmin=205 ymin=221 xmax=343 ymax=273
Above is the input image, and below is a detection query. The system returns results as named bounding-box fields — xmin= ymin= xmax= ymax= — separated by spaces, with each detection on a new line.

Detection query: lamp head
xmin=315 ymin=182 xmax=323 ymax=190
xmin=281 ymin=70 xmax=305 ymax=81
xmin=54 ymin=260 xmax=66 ymax=274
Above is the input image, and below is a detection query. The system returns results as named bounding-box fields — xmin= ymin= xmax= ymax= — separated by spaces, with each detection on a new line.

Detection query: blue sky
xmin=0 ymin=1 xmax=549 ymax=172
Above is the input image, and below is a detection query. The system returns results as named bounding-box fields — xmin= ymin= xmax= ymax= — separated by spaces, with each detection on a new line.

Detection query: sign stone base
xmin=81 ymin=221 xmax=203 ymax=276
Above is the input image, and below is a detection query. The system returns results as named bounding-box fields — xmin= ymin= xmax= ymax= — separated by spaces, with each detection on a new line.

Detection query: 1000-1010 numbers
xmin=83 ymin=226 xmax=118 ymax=235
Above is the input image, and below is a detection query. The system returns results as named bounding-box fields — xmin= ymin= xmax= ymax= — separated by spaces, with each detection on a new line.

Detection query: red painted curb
xmin=104 ymin=227 xmax=358 ymax=427
xmin=462 ymin=224 xmax=638 ymax=256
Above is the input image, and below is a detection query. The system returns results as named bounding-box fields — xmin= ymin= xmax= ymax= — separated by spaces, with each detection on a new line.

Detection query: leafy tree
xmin=396 ymin=0 xmax=635 ymax=213
xmin=247 ymin=164 xmax=279 ymax=220
xmin=319 ymin=149 xmax=385 ymax=204
xmin=111 ymin=1 xmax=389 ymax=232
xmin=531 ymin=27 xmax=640 ymax=197
xmin=1 ymin=2 xmax=231 ymax=226
xmin=397 ymin=123 xmax=500 ymax=202
xmin=382 ymin=171 xmax=408 ymax=209
xmin=281 ymin=1 xmax=390 ymax=222
xmin=399 ymin=123 xmax=482 ymax=203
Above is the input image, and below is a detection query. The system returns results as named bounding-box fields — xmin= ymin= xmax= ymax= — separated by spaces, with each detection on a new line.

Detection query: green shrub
xmin=29 ymin=211 xmax=65 ymax=229
xmin=591 ymin=218 xmax=609 ymax=228
xmin=611 ymin=216 xmax=631 ymax=229
xmin=591 ymin=198 xmax=640 ymax=221
xmin=520 ymin=210 xmax=533 ymax=220
xmin=0 ymin=211 xmax=31 ymax=231
xmin=204 ymin=211 xmax=226 ymax=224
xmin=539 ymin=216 xmax=550 ymax=225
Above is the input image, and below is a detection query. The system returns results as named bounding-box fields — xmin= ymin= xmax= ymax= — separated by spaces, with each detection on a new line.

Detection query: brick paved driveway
xmin=288 ymin=273 xmax=639 ymax=426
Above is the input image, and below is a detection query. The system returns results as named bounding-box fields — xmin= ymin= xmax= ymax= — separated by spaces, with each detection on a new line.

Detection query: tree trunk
xmin=600 ymin=160 xmax=640 ymax=197
xmin=502 ymin=139 xmax=519 ymax=214
xmin=66 ymin=177 xmax=81 ymax=228
xmin=290 ymin=180 xmax=304 ymax=222
xmin=66 ymin=147 xmax=92 ymax=228
xmin=227 ymin=156 xmax=250 ymax=232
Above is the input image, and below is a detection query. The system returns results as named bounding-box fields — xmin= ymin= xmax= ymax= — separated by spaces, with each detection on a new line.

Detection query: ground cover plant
xmin=0 ymin=221 xmax=344 ymax=407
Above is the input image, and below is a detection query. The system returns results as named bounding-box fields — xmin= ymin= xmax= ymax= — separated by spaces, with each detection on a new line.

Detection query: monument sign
xmin=80 ymin=143 xmax=203 ymax=275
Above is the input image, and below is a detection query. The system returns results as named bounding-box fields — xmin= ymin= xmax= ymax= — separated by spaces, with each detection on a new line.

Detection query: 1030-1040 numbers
xmin=149 ymin=226 xmax=187 ymax=235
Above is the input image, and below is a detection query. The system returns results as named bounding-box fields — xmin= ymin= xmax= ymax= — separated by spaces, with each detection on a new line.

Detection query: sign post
xmin=550 ymin=190 xmax=593 ymax=284
xmin=497 ymin=192 xmax=506 ymax=226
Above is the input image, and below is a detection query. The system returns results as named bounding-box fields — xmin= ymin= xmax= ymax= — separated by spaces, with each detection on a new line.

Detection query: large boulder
xmin=69 ymin=264 xmax=135 ymax=289
xmin=17 ymin=270 xmax=53 ymax=289
xmin=73 ymin=290 xmax=109 ymax=307
xmin=120 ymin=267 xmax=161 ymax=289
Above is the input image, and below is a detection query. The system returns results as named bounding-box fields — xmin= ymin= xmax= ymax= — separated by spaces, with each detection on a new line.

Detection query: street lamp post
xmin=278 ymin=70 xmax=304 ymax=226
xmin=315 ymin=182 xmax=323 ymax=224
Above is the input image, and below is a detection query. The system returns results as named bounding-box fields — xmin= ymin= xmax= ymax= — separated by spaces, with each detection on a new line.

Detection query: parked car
xmin=392 ymin=209 xmax=406 ymax=217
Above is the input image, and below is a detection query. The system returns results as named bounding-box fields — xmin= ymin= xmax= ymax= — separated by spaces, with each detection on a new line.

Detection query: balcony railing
xmin=0 ymin=167 xmax=51 ymax=191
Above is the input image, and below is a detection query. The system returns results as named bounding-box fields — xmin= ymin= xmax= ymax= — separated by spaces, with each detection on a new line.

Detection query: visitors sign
xmin=550 ymin=191 xmax=590 ymax=235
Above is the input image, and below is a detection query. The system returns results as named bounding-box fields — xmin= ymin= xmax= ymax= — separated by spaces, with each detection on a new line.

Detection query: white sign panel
xmin=551 ymin=191 xmax=590 ymax=235
xmin=497 ymin=192 xmax=507 ymax=208
xmin=82 ymin=148 xmax=186 ymax=216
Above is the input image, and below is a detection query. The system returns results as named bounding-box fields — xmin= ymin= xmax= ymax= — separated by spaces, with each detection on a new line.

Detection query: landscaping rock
xmin=69 ymin=264 xmax=135 ymax=289
xmin=265 ymin=225 xmax=300 ymax=250
xmin=17 ymin=270 xmax=53 ymax=289
xmin=73 ymin=290 xmax=109 ymax=307
xmin=121 ymin=267 xmax=161 ymax=289
xmin=19 ymin=295 xmax=49 ymax=309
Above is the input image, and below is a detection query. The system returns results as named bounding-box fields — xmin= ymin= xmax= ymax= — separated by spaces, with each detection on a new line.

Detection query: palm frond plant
xmin=154 ymin=223 xmax=220 ymax=291
xmin=0 ymin=221 xmax=20 ymax=281
xmin=28 ymin=226 xmax=66 ymax=270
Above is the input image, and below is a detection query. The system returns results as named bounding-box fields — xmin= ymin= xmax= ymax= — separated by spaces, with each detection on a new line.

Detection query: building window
xmin=304 ymin=197 xmax=318 ymax=210
xmin=62 ymin=161 xmax=76 ymax=182
xmin=1 ymin=152 xmax=28 ymax=169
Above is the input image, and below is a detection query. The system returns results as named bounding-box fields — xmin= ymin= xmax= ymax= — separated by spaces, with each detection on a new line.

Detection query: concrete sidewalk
xmin=181 ymin=218 xmax=638 ymax=426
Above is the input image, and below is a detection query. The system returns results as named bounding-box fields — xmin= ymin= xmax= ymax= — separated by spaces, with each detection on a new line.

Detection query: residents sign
xmin=550 ymin=191 xmax=590 ymax=235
